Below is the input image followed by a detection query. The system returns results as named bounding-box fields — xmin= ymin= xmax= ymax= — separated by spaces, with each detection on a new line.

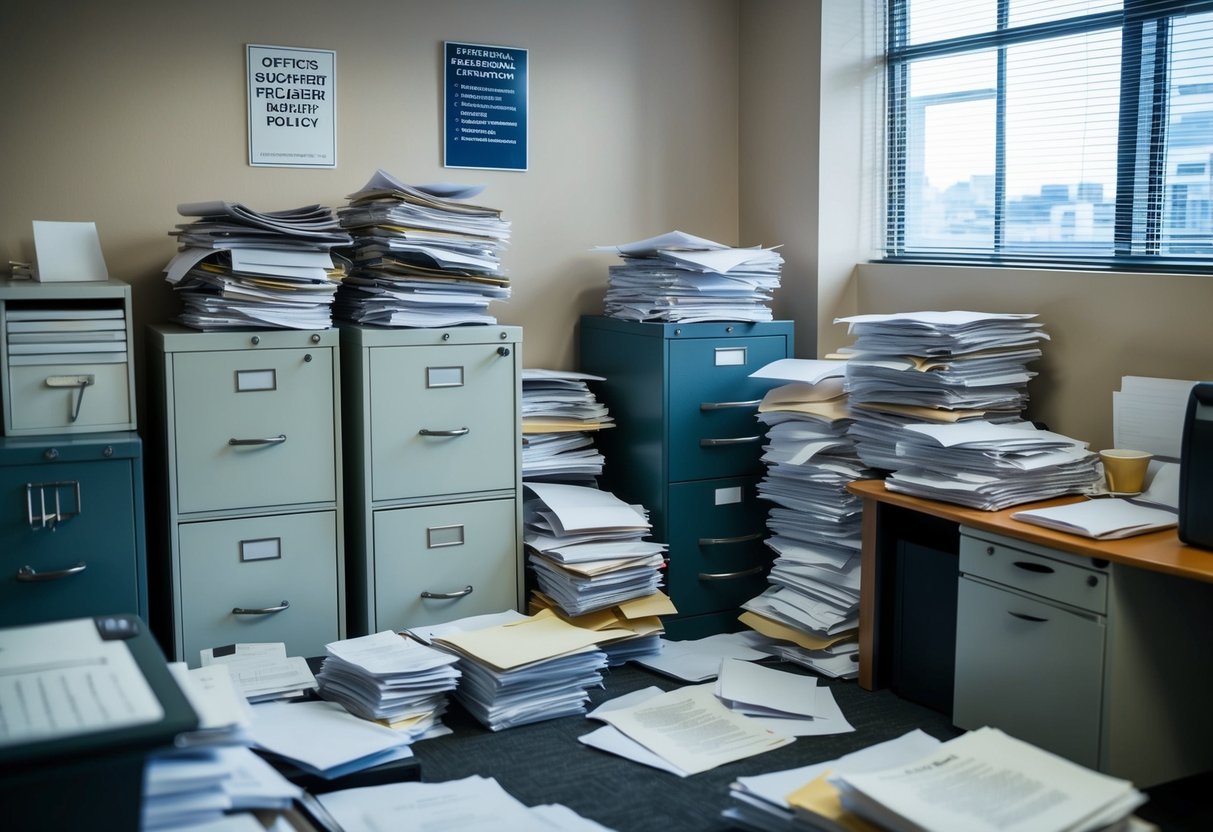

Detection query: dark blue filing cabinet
xmin=0 ymin=432 xmax=147 ymax=627
xmin=579 ymin=316 xmax=794 ymax=638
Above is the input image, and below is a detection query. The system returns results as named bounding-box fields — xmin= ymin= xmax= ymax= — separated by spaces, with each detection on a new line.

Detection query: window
xmin=883 ymin=0 xmax=1213 ymax=270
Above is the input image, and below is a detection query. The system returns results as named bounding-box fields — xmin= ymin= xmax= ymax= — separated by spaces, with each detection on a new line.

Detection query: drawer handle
xmin=700 ymin=436 xmax=763 ymax=447
xmin=698 ymin=566 xmax=764 ymax=581
xmin=228 ymin=434 xmax=287 ymax=446
xmin=16 ymin=561 xmax=87 ymax=582
xmin=698 ymin=532 xmax=764 ymax=546
xmin=1008 ymin=611 xmax=1049 ymax=623
xmin=1013 ymin=561 xmax=1055 ymax=574
xmin=421 ymin=585 xmax=474 ymax=599
xmin=46 ymin=374 xmax=95 ymax=422
xmin=232 ymin=600 xmax=290 ymax=615
xmin=700 ymin=399 xmax=762 ymax=411
xmin=419 ymin=427 xmax=470 ymax=437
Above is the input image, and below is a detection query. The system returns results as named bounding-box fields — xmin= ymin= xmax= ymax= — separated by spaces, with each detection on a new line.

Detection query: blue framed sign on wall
xmin=443 ymin=41 xmax=528 ymax=171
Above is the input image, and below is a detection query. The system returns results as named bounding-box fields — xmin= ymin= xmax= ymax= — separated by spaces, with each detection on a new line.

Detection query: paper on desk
xmin=1114 ymin=376 xmax=1198 ymax=461
xmin=1011 ymin=498 xmax=1177 ymax=540
xmin=247 ymin=699 xmax=412 ymax=775
xmin=200 ymin=643 xmax=316 ymax=702
xmin=595 ymin=683 xmax=793 ymax=775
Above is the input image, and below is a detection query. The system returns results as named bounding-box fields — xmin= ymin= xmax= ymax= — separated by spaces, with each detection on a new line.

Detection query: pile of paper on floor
xmin=333 ymin=169 xmax=511 ymax=327
xmin=715 ymin=658 xmax=854 ymax=738
xmin=315 ymin=630 xmax=460 ymax=738
xmin=318 ymin=774 xmax=615 ymax=831
xmin=592 ymin=230 xmax=783 ymax=323
xmin=635 ymin=630 xmax=775 ymax=683
xmin=199 ymin=642 xmax=318 ymax=704
xmin=883 ymin=420 xmax=1099 ymax=510
xmin=522 ymin=369 xmax=614 ymax=484
xmin=163 ymin=201 xmax=351 ymax=331
xmin=824 ymin=727 xmax=1146 ymax=832
xmin=738 ymin=358 xmax=870 ymax=680
xmin=529 ymin=590 xmax=676 ymax=665
xmin=833 ymin=311 xmax=1050 ymax=472
xmin=425 ymin=608 xmax=633 ymax=731
xmin=523 ymin=481 xmax=667 ymax=616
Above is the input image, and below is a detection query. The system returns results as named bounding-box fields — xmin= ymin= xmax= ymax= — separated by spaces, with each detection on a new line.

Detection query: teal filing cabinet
xmin=579 ymin=316 xmax=794 ymax=638
xmin=0 ymin=432 xmax=147 ymax=627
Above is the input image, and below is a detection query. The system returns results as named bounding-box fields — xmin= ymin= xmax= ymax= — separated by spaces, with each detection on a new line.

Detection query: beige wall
xmin=1 ymin=0 xmax=741 ymax=421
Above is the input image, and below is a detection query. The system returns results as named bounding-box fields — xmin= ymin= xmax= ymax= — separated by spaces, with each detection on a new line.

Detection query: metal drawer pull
xmin=421 ymin=585 xmax=474 ymax=599
xmin=698 ymin=532 xmax=764 ymax=546
xmin=1008 ymin=611 xmax=1049 ymax=623
xmin=700 ymin=436 xmax=763 ymax=447
xmin=46 ymin=375 xmax=95 ymax=422
xmin=699 ymin=566 xmax=764 ymax=581
xmin=26 ymin=481 xmax=82 ymax=529
xmin=1012 ymin=561 xmax=1055 ymax=574
xmin=232 ymin=600 xmax=290 ymax=615
xmin=700 ymin=399 xmax=762 ymax=411
xmin=419 ymin=427 xmax=470 ymax=437
xmin=228 ymin=434 xmax=287 ymax=446
xmin=16 ymin=562 xmax=87 ymax=582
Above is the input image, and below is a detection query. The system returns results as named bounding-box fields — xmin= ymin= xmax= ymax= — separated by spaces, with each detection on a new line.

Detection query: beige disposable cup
xmin=1100 ymin=449 xmax=1152 ymax=494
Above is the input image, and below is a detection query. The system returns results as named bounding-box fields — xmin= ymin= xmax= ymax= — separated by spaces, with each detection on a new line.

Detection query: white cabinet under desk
xmin=953 ymin=526 xmax=1213 ymax=788
xmin=340 ymin=324 xmax=523 ymax=636
xmin=146 ymin=325 xmax=345 ymax=665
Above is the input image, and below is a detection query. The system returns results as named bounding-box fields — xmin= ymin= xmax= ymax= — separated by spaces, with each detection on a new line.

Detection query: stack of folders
xmin=333 ymin=168 xmax=511 ymax=327
xmin=163 ymin=201 xmax=351 ymax=331
xmin=884 ymin=421 xmax=1099 ymax=511
xmin=833 ymin=311 xmax=1050 ymax=472
xmin=724 ymin=727 xmax=1148 ymax=832
xmin=315 ymin=631 xmax=461 ymax=740
xmin=739 ymin=359 xmax=871 ymax=680
xmin=423 ymin=609 xmax=631 ymax=731
xmin=521 ymin=369 xmax=614 ymax=485
xmin=4 ymin=306 xmax=127 ymax=368
xmin=592 ymin=230 xmax=783 ymax=323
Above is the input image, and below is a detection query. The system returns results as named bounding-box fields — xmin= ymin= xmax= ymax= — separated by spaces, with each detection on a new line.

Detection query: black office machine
xmin=1179 ymin=381 xmax=1213 ymax=550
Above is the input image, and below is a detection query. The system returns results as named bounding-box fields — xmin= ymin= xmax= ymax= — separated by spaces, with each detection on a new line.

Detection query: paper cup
xmin=1099 ymin=449 xmax=1152 ymax=494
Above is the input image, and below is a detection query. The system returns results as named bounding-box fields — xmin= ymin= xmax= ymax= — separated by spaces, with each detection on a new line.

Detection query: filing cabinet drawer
xmin=170 ymin=347 xmax=337 ymax=514
xmin=0 ymin=439 xmax=143 ymax=626
xmin=9 ymin=362 xmax=131 ymax=433
xmin=368 ymin=344 xmax=515 ymax=501
xmin=372 ymin=498 xmax=519 ymax=630
xmin=177 ymin=510 xmax=341 ymax=665
xmin=665 ymin=477 xmax=772 ymax=616
xmin=959 ymin=530 xmax=1107 ymax=614
xmin=667 ymin=335 xmax=789 ymax=482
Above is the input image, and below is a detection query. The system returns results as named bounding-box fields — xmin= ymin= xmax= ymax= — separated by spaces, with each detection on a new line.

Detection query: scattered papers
xmin=635 ymin=631 xmax=770 ymax=682
xmin=200 ymin=643 xmax=317 ymax=703
xmin=715 ymin=659 xmax=854 ymax=739
xmin=1012 ymin=498 xmax=1178 ymax=539
xmin=247 ymin=699 xmax=414 ymax=780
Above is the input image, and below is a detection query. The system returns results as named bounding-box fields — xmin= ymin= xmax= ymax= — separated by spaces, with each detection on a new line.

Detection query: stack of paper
xmin=529 ymin=590 xmax=676 ymax=666
xmin=1012 ymin=498 xmax=1178 ymax=540
xmin=833 ymin=311 xmax=1050 ymax=471
xmin=425 ymin=609 xmax=630 ymax=731
xmin=735 ymin=360 xmax=869 ymax=679
xmin=523 ymin=481 xmax=667 ymax=616
xmin=828 ymin=727 xmax=1146 ymax=832
xmin=884 ymin=421 xmax=1099 ymax=510
xmin=199 ymin=642 xmax=318 ymax=704
xmin=592 ymin=230 xmax=783 ymax=323
xmin=315 ymin=631 xmax=460 ymax=739
xmin=522 ymin=369 xmax=614 ymax=484
xmin=333 ymin=169 xmax=511 ymax=327
xmin=164 ymin=201 xmax=351 ymax=331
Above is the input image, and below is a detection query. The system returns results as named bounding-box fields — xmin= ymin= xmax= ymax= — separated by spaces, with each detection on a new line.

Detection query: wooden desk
xmin=850 ymin=479 xmax=1213 ymax=691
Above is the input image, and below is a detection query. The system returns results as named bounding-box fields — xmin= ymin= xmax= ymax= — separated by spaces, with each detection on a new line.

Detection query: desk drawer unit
xmin=0 ymin=433 xmax=146 ymax=627
xmin=147 ymin=325 xmax=345 ymax=664
xmin=958 ymin=531 xmax=1107 ymax=614
xmin=342 ymin=325 xmax=523 ymax=635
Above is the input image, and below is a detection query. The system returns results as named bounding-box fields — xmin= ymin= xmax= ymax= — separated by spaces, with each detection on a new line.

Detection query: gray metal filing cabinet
xmin=579 ymin=316 xmax=794 ymax=638
xmin=0 ymin=432 xmax=147 ymax=627
xmin=953 ymin=526 xmax=1213 ymax=788
xmin=146 ymin=325 xmax=345 ymax=665
xmin=340 ymin=325 xmax=524 ymax=635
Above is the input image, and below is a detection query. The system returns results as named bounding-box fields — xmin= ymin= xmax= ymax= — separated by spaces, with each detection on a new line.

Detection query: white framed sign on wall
xmin=246 ymin=44 xmax=336 ymax=168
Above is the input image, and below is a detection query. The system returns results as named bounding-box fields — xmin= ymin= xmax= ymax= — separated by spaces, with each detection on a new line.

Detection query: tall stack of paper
xmin=425 ymin=609 xmax=629 ymax=731
xmin=592 ymin=231 xmax=783 ymax=322
xmin=834 ymin=311 xmax=1050 ymax=471
xmin=333 ymin=169 xmax=511 ymax=327
xmin=315 ymin=631 xmax=460 ymax=740
xmin=736 ymin=359 xmax=869 ymax=680
xmin=522 ymin=369 xmax=614 ymax=484
xmin=884 ymin=421 xmax=1098 ymax=510
xmin=163 ymin=201 xmax=351 ymax=330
